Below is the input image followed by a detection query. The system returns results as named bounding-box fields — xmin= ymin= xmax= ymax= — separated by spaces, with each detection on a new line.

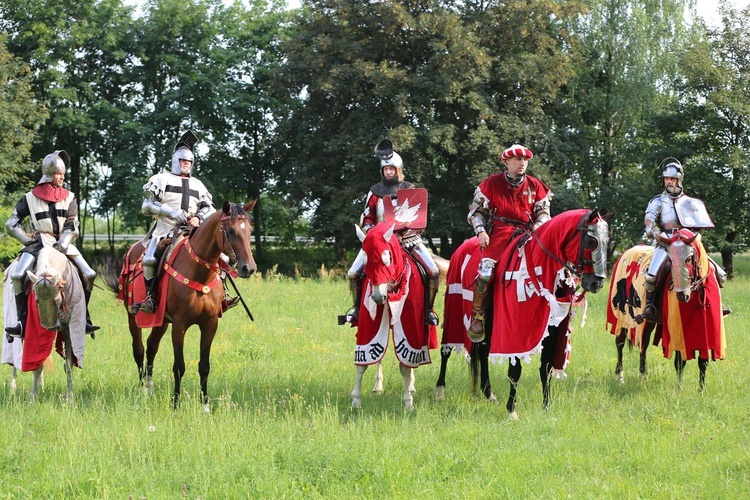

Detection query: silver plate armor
xmin=674 ymin=195 xmax=714 ymax=229
xmin=38 ymin=150 xmax=69 ymax=185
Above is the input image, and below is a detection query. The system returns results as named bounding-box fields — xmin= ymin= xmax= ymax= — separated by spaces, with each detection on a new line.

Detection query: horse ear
xmin=26 ymin=270 xmax=40 ymax=284
xmin=243 ymin=199 xmax=257 ymax=212
xmin=355 ymin=224 xmax=366 ymax=242
xmin=222 ymin=201 xmax=231 ymax=215
xmin=383 ymin=224 xmax=395 ymax=242
xmin=600 ymin=210 xmax=616 ymax=223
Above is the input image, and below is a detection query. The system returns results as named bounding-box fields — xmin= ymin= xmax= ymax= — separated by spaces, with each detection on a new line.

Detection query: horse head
xmin=666 ymin=228 xmax=702 ymax=302
xmin=26 ymin=247 xmax=70 ymax=331
xmin=358 ymin=223 xmax=401 ymax=305
xmin=218 ymin=200 xmax=257 ymax=278
xmin=574 ymin=209 xmax=614 ymax=293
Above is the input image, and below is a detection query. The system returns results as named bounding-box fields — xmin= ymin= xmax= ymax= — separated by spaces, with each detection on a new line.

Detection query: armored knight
xmin=4 ymin=150 xmax=99 ymax=341
xmin=133 ymin=130 xmax=216 ymax=313
xmin=641 ymin=158 xmax=726 ymax=321
xmin=341 ymin=140 xmax=440 ymax=326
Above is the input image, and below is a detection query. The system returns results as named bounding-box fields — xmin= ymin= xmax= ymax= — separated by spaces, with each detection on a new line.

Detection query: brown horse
xmin=107 ymin=201 xmax=256 ymax=410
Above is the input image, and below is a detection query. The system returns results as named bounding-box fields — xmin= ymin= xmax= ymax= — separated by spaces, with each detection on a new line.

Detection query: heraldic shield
xmin=382 ymin=188 xmax=428 ymax=231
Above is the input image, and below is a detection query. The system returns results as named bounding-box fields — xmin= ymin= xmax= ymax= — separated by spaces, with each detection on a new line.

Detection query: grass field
xmin=1 ymin=261 xmax=748 ymax=498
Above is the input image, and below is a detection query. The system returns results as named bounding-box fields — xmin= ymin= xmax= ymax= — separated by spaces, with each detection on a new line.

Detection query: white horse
xmin=16 ymin=246 xmax=87 ymax=403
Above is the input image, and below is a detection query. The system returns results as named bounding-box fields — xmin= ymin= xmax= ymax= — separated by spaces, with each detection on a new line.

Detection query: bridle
xmin=219 ymin=208 xmax=249 ymax=266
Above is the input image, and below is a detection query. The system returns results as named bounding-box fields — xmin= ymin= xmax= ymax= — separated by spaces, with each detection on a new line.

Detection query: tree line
xmin=1 ymin=0 xmax=748 ymax=276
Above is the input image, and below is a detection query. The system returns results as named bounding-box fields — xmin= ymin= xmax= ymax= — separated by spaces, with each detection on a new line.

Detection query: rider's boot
xmin=133 ymin=277 xmax=157 ymax=314
xmin=424 ymin=275 xmax=439 ymax=326
xmin=340 ymin=277 xmax=362 ymax=325
xmin=467 ymin=286 xmax=489 ymax=343
xmin=5 ymin=292 xmax=27 ymax=343
xmin=641 ymin=289 xmax=657 ymax=322
xmin=83 ymin=288 xmax=100 ymax=334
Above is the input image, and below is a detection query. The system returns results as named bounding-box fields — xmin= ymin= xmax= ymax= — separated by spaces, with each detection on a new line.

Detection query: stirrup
xmin=222 ymin=296 xmax=240 ymax=312
xmin=425 ymin=310 xmax=439 ymax=326
xmin=641 ymin=304 xmax=656 ymax=321
xmin=134 ymin=296 xmax=156 ymax=314
xmin=338 ymin=306 xmax=358 ymax=325
xmin=467 ymin=315 xmax=485 ymax=343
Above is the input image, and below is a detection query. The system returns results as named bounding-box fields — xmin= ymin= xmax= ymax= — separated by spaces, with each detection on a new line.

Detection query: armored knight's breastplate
xmin=375 ymin=197 xmax=398 ymax=223
xmin=658 ymin=199 xmax=681 ymax=230
xmin=160 ymin=175 xmax=204 ymax=214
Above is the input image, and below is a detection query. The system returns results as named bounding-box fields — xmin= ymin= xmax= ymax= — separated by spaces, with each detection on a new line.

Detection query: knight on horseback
xmin=341 ymin=139 xmax=440 ymax=327
xmin=466 ymin=144 xmax=552 ymax=342
xmin=4 ymin=150 xmax=99 ymax=341
xmin=132 ymin=130 xmax=217 ymax=313
xmin=641 ymin=158 xmax=727 ymax=322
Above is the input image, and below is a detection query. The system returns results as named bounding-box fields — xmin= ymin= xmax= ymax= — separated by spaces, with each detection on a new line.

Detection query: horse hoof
xmin=203 ymin=405 xmax=211 ymax=414
xmin=487 ymin=393 xmax=498 ymax=403
xmin=351 ymin=399 xmax=361 ymax=409
xmin=435 ymin=386 xmax=445 ymax=400
xmin=508 ymin=411 xmax=519 ymax=421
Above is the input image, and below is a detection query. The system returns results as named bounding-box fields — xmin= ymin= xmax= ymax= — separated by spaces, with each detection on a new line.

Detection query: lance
xmin=225 ymin=273 xmax=254 ymax=321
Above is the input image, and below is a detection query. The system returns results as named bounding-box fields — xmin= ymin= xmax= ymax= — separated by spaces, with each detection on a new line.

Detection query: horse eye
xmin=382 ymin=250 xmax=392 ymax=266
xmin=227 ymin=228 xmax=235 ymax=236
xmin=584 ymin=236 xmax=599 ymax=250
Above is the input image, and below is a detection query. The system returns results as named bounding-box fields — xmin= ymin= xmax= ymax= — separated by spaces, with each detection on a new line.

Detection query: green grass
xmin=1 ymin=266 xmax=749 ymax=498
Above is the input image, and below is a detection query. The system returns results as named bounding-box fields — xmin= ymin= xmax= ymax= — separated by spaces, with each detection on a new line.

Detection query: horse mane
xmin=35 ymin=246 xmax=71 ymax=281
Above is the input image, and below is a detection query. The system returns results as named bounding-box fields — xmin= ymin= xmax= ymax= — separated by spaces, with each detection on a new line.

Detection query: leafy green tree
xmin=661 ymin=2 xmax=750 ymax=277
xmin=276 ymin=0 xmax=580 ymax=256
xmin=0 ymin=36 xmax=48 ymax=198
xmin=548 ymin=0 xmax=691 ymax=251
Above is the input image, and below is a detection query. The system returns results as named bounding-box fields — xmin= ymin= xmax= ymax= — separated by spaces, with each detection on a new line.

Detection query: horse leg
xmin=539 ymin=329 xmax=557 ymax=411
xmin=351 ymin=364 xmax=368 ymax=409
xmin=640 ymin=323 xmax=655 ymax=378
xmin=698 ymin=357 xmax=708 ymax=391
xmin=372 ymin=360 xmax=384 ymax=394
xmin=10 ymin=366 xmax=17 ymax=395
xmin=30 ymin=367 xmax=43 ymax=404
xmin=435 ymin=345 xmax=452 ymax=399
xmin=615 ymin=328 xmax=627 ymax=383
xmin=170 ymin=321 xmax=188 ymax=410
xmin=477 ymin=339 xmax=495 ymax=402
xmin=63 ymin=326 xmax=74 ymax=404
xmin=507 ymin=360 xmax=522 ymax=420
xmin=198 ymin=317 xmax=219 ymax=413
xmin=673 ymin=351 xmax=686 ymax=388
xmin=144 ymin=324 xmax=169 ymax=395
xmin=127 ymin=314 xmax=145 ymax=383
xmin=399 ymin=363 xmax=415 ymax=411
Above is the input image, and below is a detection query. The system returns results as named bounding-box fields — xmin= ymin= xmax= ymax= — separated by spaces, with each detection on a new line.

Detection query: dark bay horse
xmin=107 ymin=201 xmax=256 ymax=410
xmin=351 ymin=223 xmax=438 ymax=410
xmin=440 ymin=209 xmax=613 ymax=418
xmin=606 ymin=230 xmax=726 ymax=389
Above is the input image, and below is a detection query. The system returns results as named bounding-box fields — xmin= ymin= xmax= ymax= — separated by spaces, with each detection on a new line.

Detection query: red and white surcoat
xmin=469 ymin=173 xmax=551 ymax=262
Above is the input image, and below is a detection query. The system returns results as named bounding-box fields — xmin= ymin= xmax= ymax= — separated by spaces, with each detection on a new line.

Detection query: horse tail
xmin=101 ymin=256 xmax=123 ymax=296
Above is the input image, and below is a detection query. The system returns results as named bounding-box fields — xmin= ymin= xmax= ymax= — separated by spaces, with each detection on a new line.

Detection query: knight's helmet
xmin=659 ymin=157 xmax=684 ymax=197
xmin=38 ymin=150 xmax=70 ymax=185
xmin=374 ymin=139 xmax=404 ymax=183
xmin=171 ymin=130 xmax=199 ymax=176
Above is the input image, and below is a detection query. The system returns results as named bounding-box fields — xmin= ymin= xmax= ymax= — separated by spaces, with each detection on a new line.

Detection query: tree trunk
xmin=720 ymin=248 xmax=734 ymax=280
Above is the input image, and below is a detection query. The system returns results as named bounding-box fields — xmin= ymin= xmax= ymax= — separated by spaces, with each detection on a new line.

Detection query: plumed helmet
xmin=659 ymin=157 xmax=684 ymax=196
xmin=38 ymin=150 xmax=70 ymax=185
xmin=171 ymin=130 xmax=198 ymax=175
xmin=501 ymin=144 xmax=534 ymax=162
